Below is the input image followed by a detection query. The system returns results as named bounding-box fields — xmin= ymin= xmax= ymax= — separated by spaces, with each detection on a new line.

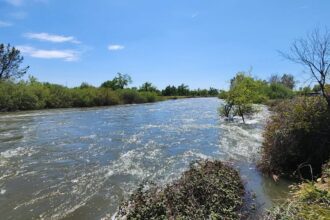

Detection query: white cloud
xmin=17 ymin=46 xmax=79 ymax=61
xmin=108 ymin=44 xmax=125 ymax=51
xmin=0 ymin=21 xmax=13 ymax=27
xmin=24 ymin=32 xmax=81 ymax=44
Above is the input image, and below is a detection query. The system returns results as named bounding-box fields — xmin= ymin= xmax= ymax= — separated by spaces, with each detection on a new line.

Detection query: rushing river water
xmin=0 ymin=98 xmax=290 ymax=220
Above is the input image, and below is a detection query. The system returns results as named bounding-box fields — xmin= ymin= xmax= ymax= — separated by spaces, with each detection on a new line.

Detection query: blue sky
xmin=0 ymin=0 xmax=329 ymax=89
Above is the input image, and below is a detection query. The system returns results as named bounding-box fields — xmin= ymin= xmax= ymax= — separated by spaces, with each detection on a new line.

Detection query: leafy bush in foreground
xmin=117 ymin=160 xmax=246 ymax=220
xmin=259 ymin=96 xmax=330 ymax=177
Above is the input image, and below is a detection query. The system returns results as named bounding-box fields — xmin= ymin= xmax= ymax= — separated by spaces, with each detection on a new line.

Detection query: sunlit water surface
xmin=0 ymin=98 xmax=289 ymax=219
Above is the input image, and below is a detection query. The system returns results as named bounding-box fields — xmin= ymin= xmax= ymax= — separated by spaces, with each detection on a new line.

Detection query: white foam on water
xmin=0 ymin=147 xmax=33 ymax=159
xmin=80 ymin=134 xmax=97 ymax=140
xmin=0 ymin=189 xmax=6 ymax=195
xmin=218 ymin=105 xmax=269 ymax=162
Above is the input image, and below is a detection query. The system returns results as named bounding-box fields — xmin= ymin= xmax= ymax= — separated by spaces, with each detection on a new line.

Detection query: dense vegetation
xmin=161 ymin=84 xmax=219 ymax=97
xmin=218 ymin=72 xmax=294 ymax=123
xmin=258 ymin=96 xmax=330 ymax=177
xmin=0 ymin=77 xmax=222 ymax=111
xmin=218 ymin=72 xmax=295 ymax=102
xmin=117 ymin=160 xmax=248 ymax=220
xmin=0 ymin=76 xmax=161 ymax=111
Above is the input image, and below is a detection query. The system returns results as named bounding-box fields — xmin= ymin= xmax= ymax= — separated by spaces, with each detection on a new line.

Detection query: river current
xmin=0 ymin=98 xmax=289 ymax=219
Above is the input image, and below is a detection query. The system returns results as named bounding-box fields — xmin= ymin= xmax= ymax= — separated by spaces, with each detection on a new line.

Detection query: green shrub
xmin=71 ymin=87 xmax=99 ymax=107
xmin=44 ymin=84 xmax=73 ymax=108
xmin=0 ymin=79 xmax=162 ymax=111
xmin=139 ymin=91 xmax=159 ymax=103
xmin=14 ymin=84 xmax=39 ymax=110
xmin=97 ymin=88 xmax=121 ymax=106
xmin=266 ymin=83 xmax=294 ymax=99
xmin=218 ymin=90 xmax=228 ymax=99
xmin=0 ymin=81 xmax=15 ymax=111
xmin=259 ymin=96 xmax=330 ymax=177
xmin=117 ymin=160 xmax=247 ymax=220
xmin=119 ymin=89 xmax=146 ymax=104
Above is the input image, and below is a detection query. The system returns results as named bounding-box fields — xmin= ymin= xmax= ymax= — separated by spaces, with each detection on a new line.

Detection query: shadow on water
xmin=0 ymin=98 xmax=291 ymax=219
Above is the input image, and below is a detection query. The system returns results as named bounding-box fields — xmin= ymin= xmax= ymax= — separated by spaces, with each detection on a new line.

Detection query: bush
xmin=119 ymin=89 xmax=144 ymax=104
xmin=266 ymin=83 xmax=294 ymax=99
xmin=117 ymin=160 xmax=247 ymax=220
xmin=139 ymin=91 xmax=159 ymax=103
xmin=97 ymin=88 xmax=121 ymax=106
xmin=259 ymin=96 xmax=330 ymax=177
xmin=218 ymin=90 xmax=228 ymax=99
xmin=44 ymin=84 xmax=73 ymax=108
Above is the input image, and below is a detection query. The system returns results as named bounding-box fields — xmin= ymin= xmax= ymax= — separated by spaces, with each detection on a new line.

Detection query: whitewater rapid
xmin=0 ymin=98 xmax=288 ymax=220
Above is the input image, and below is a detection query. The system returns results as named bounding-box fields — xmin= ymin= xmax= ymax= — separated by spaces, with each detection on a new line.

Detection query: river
xmin=0 ymin=98 xmax=289 ymax=219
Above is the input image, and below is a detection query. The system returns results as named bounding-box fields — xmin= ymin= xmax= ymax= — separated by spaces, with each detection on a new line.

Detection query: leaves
xmin=0 ymin=43 xmax=29 ymax=80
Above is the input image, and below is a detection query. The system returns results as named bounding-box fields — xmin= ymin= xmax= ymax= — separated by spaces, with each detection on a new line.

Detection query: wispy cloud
xmin=6 ymin=0 xmax=23 ymax=6
xmin=5 ymin=0 xmax=48 ymax=6
xmin=24 ymin=32 xmax=81 ymax=44
xmin=0 ymin=20 xmax=13 ymax=27
xmin=17 ymin=45 xmax=79 ymax=61
xmin=108 ymin=44 xmax=125 ymax=51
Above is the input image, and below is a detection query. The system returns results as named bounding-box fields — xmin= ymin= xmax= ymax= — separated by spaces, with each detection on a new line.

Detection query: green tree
xmin=139 ymin=82 xmax=158 ymax=92
xmin=162 ymin=85 xmax=177 ymax=96
xmin=0 ymin=44 xmax=29 ymax=80
xmin=101 ymin=73 xmax=132 ymax=90
xmin=177 ymin=83 xmax=190 ymax=96
xmin=220 ymin=73 xmax=266 ymax=123
xmin=208 ymin=87 xmax=219 ymax=96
